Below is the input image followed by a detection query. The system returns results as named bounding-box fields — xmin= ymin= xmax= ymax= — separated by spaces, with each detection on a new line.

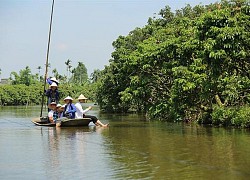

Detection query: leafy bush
xmin=211 ymin=105 xmax=250 ymax=127
xmin=211 ymin=105 xmax=237 ymax=126
xmin=0 ymin=83 xmax=97 ymax=106
xmin=231 ymin=106 xmax=250 ymax=128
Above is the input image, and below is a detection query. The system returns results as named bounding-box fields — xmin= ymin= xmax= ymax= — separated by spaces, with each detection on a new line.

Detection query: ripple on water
xmin=1 ymin=106 xmax=250 ymax=179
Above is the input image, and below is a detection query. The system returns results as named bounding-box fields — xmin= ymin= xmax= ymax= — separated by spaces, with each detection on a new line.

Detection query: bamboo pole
xmin=40 ymin=0 xmax=55 ymax=117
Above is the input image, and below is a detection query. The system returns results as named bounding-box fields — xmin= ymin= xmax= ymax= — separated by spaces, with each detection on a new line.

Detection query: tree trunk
xmin=215 ymin=94 xmax=224 ymax=107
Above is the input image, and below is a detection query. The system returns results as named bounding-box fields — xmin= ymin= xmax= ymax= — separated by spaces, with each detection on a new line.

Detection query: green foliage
xmin=90 ymin=69 xmax=102 ymax=83
xmin=70 ymin=62 xmax=88 ymax=85
xmin=0 ymin=83 xmax=97 ymax=106
xmin=10 ymin=66 xmax=39 ymax=86
xmin=0 ymin=84 xmax=43 ymax=106
xmin=211 ymin=105 xmax=236 ymax=126
xmin=1 ymin=63 xmax=97 ymax=106
xmin=59 ymin=83 xmax=96 ymax=102
xmin=231 ymin=106 xmax=250 ymax=127
xmin=212 ymin=105 xmax=250 ymax=127
xmin=96 ymin=0 xmax=250 ymax=127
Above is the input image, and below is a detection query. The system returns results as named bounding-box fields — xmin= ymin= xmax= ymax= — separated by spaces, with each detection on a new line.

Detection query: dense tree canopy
xmin=96 ymin=0 xmax=250 ymax=127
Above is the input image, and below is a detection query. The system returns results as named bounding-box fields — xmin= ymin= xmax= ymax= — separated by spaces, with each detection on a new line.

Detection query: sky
xmin=0 ymin=0 xmax=218 ymax=79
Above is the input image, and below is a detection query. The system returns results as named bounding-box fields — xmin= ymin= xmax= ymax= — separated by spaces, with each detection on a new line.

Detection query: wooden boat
xmin=32 ymin=2 xmax=92 ymax=128
xmin=32 ymin=117 xmax=55 ymax=127
xmin=31 ymin=117 xmax=91 ymax=127
xmin=56 ymin=118 xmax=91 ymax=127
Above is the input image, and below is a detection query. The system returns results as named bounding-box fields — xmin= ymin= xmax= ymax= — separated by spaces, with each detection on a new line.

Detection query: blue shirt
xmin=64 ymin=103 xmax=77 ymax=119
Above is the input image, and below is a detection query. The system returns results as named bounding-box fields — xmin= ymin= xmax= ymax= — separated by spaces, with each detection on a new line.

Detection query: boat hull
xmin=57 ymin=118 xmax=91 ymax=127
xmin=31 ymin=117 xmax=91 ymax=127
xmin=31 ymin=117 xmax=55 ymax=127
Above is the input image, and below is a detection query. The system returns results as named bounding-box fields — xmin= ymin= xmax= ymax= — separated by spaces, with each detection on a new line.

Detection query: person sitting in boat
xmin=45 ymin=82 xmax=60 ymax=105
xmin=63 ymin=96 xmax=77 ymax=119
xmin=75 ymin=94 xmax=109 ymax=127
xmin=48 ymin=102 xmax=58 ymax=123
xmin=47 ymin=77 xmax=59 ymax=86
xmin=56 ymin=103 xmax=64 ymax=118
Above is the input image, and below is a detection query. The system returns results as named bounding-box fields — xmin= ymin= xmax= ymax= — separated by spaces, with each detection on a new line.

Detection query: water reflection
xmin=102 ymin=120 xmax=250 ymax=179
xmin=0 ymin=105 xmax=43 ymax=118
xmin=0 ymin=106 xmax=250 ymax=179
xmin=34 ymin=126 xmax=110 ymax=179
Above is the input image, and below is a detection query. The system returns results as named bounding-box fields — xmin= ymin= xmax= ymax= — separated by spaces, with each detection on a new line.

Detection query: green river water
xmin=0 ymin=104 xmax=249 ymax=180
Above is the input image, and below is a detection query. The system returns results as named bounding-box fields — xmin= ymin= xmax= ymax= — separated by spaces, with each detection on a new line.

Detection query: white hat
xmin=51 ymin=82 xmax=58 ymax=87
xmin=64 ymin=96 xmax=73 ymax=101
xmin=48 ymin=101 xmax=57 ymax=109
xmin=56 ymin=103 xmax=62 ymax=108
xmin=78 ymin=94 xmax=88 ymax=100
xmin=51 ymin=77 xmax=59 ymax=83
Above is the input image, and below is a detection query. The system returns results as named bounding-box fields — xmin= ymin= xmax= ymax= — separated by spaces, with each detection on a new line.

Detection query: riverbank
xmin=96 ymin=1 xmax=250 ymax=128
xmin=1 ymin=102 xmax=250 ymax=128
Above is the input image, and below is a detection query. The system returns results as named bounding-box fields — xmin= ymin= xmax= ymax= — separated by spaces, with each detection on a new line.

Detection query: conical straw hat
xmin=51 ymin=77 xmax=59 ymax=83
xmin=48 ymin=101 xmax=57 ymax=109
xmin=50 ymin=82 xmax=57 ymax=87
xmin=56 ymin=103 xmax=62 ymax=108
xmin=64 ymin=96 xmax=73 ymax=101
xmin=78 ymin=94 xmax=88 ymax=100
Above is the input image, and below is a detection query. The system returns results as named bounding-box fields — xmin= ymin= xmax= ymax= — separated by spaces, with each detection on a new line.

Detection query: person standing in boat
xmin=75 ymin=94 xmax=109 ymax=127
xmin=48 ymin=102 xmax=58 ymax=123
xmin=63 ymin=96 xmax=77 ymax=119
xmin=45 ymin=82 xmax=60 ymax=106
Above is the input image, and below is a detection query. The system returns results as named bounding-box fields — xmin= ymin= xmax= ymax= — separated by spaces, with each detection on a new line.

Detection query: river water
xmin=0 ymin=104 xmax=250 ymax=180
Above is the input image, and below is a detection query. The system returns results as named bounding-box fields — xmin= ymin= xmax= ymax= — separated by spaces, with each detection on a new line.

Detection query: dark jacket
xmin=45 ymin=89 xmax=60 ymax=104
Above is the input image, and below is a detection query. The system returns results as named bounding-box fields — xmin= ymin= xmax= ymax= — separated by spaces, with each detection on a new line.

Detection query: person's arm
xmin=58 ymin=90 xmax=60 ymax=100
xmin=48 ymin=111 xmax=53 ymax=123
xmin=47 ymin=78 xmax=53 ymax=85
xmin=45 ymin=89 xmax=50 ymax=97
xmin=56 ymin=90 xmax=60 ymax=101
xmin=82 ymin=106 xmax=92 ymax=114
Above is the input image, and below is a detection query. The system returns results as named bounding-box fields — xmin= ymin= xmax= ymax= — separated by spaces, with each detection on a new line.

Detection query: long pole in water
xmin=40 ymin=0 xmax=55 ymax=117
